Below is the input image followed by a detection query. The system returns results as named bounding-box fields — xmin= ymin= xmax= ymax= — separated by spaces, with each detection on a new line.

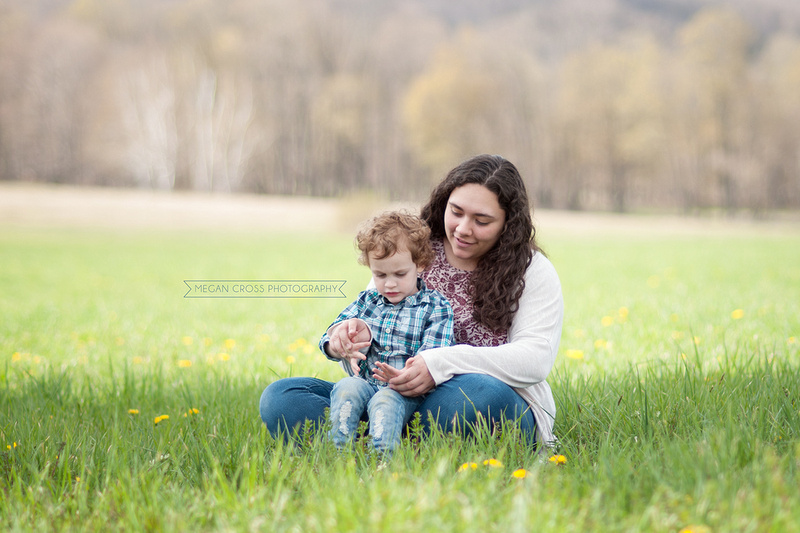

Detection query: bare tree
xmin=752 ymin=33 xmax=800 ymax=210
xmin=191 ymin=69 xmax=259 ymax=192
xmin=675 ymin=7 xmax=754 ymax=212
xmin=116 ymin=50 xmax=178 ymax=190
xmin=8 ymin=18 xmax=101 ymax=184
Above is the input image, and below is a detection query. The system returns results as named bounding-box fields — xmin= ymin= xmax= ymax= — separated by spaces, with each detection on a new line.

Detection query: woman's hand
xmin=327 ymin=319 xmax=371 ymax=370
xmin=374 ymin=357 xmax=435 ymax=397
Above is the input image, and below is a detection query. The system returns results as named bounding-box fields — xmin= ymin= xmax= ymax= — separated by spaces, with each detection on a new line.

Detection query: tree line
xmin=1 ymin=0 xmax=799 ymax=212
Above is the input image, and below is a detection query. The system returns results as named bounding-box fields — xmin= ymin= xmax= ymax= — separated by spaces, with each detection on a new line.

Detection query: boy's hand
xmin=372 ymin=361 xmax=399 ymax=383
xmin=374 ymin=358 xmax=435 ymax=397
xmin=327 ymin=318 xmax=371 ymax=361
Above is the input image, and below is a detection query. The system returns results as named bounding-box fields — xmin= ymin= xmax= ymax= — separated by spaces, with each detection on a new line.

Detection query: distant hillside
xmin=3 ymin=0 xmax=799 ymax=210
xmin=334 ymin=0 xmax=800 ymax=55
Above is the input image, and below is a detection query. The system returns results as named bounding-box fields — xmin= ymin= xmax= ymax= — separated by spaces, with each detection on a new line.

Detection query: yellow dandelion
xmin=181 ymin=336 xmax=193 ymax=346
xmin=618 ymin=307 xmax=629 ymax=320
xmin=681 ymin=353 xmax=688 ymax=361
xmin=789 ymin=337 xmax=797 ymax=345
xmin=548 ymin=455 xmax=567 ymax=465
xmin=295 ymin=338 xmax=308 ymax=346
xmin=303 ymin=344 xmax=314 ymax=354
xmin=288 ymin=342 xmax=298 ymax=352
xmin=670 ymin=313 xmax=680 ymax=323
xmin=154 ymin=415 xmax=170 ymax=425
xmin=483 ymin=458 xmax=503 ymax=468
xmin=259 ymin=334 xmax=271 ymax=343
xmin=203 ymin=337 xmax=213 ymax=347
xmin=115 ymin=337 xmax=125 ymax=346
xmin=671 ymin=331 xmax=685 ymax=341
xmin=565 ymin=349 xmax=584 ymax=360
xmin=601 ymin=316 xmax=615 ymax=327
xmin=224 ymin=338 xmax=236 ymax=350
xmin=183 ymin=408 xmax=200 ymax=417
xmin=286 ymin=355 xmax=296 ymax=364
xmin=177 ymin=359 xmax=192 ymax=368
xmin=217 ymin=352 xmax=230 ymax=362
xmin=128 ymin=409 xmax=139 ymax=415
xmin=458 ymin=462 xmax=478 ymax=472
xmin=11 ymin=352 xmax=22 ymax=363
xmin=731 ymin=309 xmax=745 ymax=320
xmin=594 ymin=339 xmax=608 ymax=350
xmin=693 ymin=336 xmax=702 ymax=345
xmin=679 ymin=526 xmax=711 ymax=533
xmin=132 ymin=356 xmax=144 ymax=365
xmin=75 ymin=476 xmax=80 ymax=482
xmin=512 ymin=468 xmax=527 ymax=479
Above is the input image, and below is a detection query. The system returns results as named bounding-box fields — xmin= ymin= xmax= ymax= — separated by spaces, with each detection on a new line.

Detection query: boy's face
xmin=368 ymin=248 xmax=422 ymax=304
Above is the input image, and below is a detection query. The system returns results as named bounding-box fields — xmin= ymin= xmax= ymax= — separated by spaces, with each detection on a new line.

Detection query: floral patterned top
xmin=421 ymin=240 xmax=508 ymax=347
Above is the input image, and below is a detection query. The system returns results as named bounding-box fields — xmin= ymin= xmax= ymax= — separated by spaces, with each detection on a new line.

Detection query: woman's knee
xmin=415 ymin=374 xmax=535 ymax=438
xmin=259 ymin=378 xmax=294 ymax=425
xmin=421 ymin=374 xmax=513 ymax=414
xmin=258 ymin=377 xmax=333 ymax=436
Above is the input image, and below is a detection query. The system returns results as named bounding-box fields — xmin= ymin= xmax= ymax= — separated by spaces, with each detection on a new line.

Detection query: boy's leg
xmin=367 ymin=388 xmax=423 ymax=455
xmin=329 ymin=377 xmax=375 ymax=449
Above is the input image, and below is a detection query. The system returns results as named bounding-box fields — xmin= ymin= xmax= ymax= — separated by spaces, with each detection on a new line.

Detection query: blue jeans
xmin=259 ymin=373 xmax=536 ymax=445
xmin=329 ymin=376 xmax=423 ymax=454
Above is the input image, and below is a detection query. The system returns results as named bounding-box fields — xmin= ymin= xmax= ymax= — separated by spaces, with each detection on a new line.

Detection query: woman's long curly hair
xmin=421 ymin=154 xmax=541 ymax=332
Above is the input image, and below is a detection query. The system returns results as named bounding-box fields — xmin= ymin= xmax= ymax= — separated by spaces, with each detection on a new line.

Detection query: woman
xmin=259 ymin=154 xmax=563 ymax=447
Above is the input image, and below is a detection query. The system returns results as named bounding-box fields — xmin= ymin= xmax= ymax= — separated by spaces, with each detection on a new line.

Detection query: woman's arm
xmin=418 ymin=253 xmax=563 ymax=389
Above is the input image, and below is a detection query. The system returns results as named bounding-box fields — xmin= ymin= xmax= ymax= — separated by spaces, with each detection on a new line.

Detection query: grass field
xmin=2 ymin=208 xmax=800 ymax=532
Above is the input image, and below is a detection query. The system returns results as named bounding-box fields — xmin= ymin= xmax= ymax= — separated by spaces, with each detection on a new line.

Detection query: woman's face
xmin=443 ymin=183 xmax=506 ymax=271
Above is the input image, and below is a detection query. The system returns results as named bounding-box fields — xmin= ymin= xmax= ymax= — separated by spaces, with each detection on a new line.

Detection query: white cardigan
xmin=418 ymin=251 xmax=564 ymax=446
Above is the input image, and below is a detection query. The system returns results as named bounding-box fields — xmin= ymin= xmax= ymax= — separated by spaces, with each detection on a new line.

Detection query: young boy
xmin=319 ymin=211 xmax=453 ymax=454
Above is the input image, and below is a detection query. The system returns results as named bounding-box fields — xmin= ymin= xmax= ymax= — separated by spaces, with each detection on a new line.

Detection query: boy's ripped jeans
xmin=328 ymin=376 xmax=423 ymax=454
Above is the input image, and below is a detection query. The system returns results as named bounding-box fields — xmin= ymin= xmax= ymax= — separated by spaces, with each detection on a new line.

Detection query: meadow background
xmin=1 ymin=186 xmax=799 ymax=532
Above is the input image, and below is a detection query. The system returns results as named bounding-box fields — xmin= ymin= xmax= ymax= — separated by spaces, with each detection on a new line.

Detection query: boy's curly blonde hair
xmin=356 ymin=211 xmax=434 ymax=270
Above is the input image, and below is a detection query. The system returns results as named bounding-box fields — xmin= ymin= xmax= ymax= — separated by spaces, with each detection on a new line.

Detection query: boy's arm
xmin=319 ymin=291 xmax=374 ymax=363
xmin=319 ymin=295 xmax=365 ymax=359
xmin=417 ymin=298 xmax=454 ymax=352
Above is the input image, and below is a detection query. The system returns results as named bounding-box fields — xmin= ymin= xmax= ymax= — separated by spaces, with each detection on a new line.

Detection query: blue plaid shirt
xmin=320 ymin=278 xmax=454 ymax=386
